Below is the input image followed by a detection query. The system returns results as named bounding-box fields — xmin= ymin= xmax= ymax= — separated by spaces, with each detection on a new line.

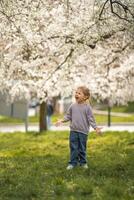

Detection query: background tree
xmin=0 ymin=0 xmax=134 ymax=130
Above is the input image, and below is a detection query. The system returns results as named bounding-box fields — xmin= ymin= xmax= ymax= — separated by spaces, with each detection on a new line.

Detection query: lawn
xmin=94 ymin=114 xmax=134 ymax=124
xmin=99 ymin=102 xmax=134 ymax=113
xmin=112 ymin=102 xmax=134 ymax=113
xmin=0 ymin=131 xmax=133 ymax=200
xmin=0 ymin=102 xmax=134 ymax=125
xmin=52 ymin=114 xmax=134 ymax=124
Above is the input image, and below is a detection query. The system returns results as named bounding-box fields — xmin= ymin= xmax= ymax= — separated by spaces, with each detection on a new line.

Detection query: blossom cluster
xmin=0 ymin=0 xmax=134 ymax=105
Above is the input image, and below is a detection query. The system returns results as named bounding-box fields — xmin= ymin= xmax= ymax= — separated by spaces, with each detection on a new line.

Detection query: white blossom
xmin=0 ymin=0 xmax=134 ymax=105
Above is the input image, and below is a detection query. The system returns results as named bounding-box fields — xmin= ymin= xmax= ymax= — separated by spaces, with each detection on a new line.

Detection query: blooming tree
xmin=0 ymin=0 xmax=95 ymax=101
xmin=0 ymin=0 xmax=134 ymax=129
xmin=71 ymin=31 xmax=134 ymax=106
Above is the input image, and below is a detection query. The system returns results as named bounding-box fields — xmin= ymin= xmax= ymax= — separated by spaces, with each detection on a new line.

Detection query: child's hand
xmin=55 ymin=120 xmax=63 ymax=126
xmin=95 ymin=127 xmax=103 ymax=135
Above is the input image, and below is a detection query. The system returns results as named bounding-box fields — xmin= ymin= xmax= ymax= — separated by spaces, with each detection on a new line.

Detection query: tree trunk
xmin=39 ymin=102 xmax=47 ymax=132
xmin=108 ymin=106 xmax=111 ymax=127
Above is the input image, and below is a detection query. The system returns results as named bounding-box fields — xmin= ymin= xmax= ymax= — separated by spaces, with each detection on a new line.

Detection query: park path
xmin=0 ymin=123 xmax=134 ymax=133
xmin=93 ymin=109 xmax=133 ymax=117
xmin=29 ymin=108 xmax=134 ymax=117
xmin=0 ymin=108 xmax=133 ymax=133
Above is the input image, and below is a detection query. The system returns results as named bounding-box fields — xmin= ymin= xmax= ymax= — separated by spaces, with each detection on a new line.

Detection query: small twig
xmin=99 ymin=0 xmax=109 ymax=20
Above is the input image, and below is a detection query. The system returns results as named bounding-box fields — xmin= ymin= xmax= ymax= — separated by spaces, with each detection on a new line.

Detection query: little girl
xmin=56 ymin=86 xmax=102 ymax=170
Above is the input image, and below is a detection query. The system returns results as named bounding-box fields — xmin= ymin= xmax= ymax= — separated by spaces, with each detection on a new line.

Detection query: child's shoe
xmin=81 ymin=164 xmax=88 ymax=169
xmin=66 ymin=164 xmax=74 ymax=170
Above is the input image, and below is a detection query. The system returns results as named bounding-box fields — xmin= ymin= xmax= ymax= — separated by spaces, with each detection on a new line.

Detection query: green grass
xmin=0 ymin=131 xmax=133 ymax=200
xmin=112 ymin=102 xmax=134 ymax=113
xmin=0 ymin=115 xmax=38 ymax=123
xmin=100 ymin=102 xmax=134 ymax=113
xmin=0 ymin=103 xmax=134 ymax=124
xmin=0 ymin=102 xmax=133 ymax=124
xmin=95 ymin=114 xmax=134 ymax=124
xmin=0 ymin=113 xmax=134 ymax=125
xmin=52 ymin=114 xmax=134 ymax=124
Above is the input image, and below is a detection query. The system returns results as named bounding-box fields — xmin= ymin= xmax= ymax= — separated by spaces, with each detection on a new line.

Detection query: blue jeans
xmin=69 ymin=131 xmax=88 ymax=166
xmin=46 ymin=115 xmax=51 ymax=129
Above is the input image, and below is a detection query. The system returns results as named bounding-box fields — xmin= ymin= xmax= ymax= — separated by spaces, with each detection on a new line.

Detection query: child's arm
xmin=88 ymin=106 xmax=102 ymax=135
xmin=55 ymin=105 xmax=72 ymax=126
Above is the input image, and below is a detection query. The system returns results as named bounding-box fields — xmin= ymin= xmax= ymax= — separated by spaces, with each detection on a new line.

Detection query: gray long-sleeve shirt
xmin=64 ymin=103 xmax=97 ymax=135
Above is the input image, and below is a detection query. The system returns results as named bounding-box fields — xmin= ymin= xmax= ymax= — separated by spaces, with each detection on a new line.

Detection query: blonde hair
xmin=77 ymin=86 xmax=91 ymax=102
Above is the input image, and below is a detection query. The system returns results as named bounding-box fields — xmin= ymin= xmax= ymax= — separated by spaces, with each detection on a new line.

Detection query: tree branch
xmin=99 ymin=0 xmax=134 ymax=22
xmin=45 ymin=48 xmax=74 ymax=82
xmin=99 ymin=0 xmax=109 ymax=20
xmin=0 ymin=10 xmax=21 ymax=33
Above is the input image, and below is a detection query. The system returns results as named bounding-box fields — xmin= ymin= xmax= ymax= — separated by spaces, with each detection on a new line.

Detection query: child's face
xmin=75 ymin=89 xmax=87 ymax=103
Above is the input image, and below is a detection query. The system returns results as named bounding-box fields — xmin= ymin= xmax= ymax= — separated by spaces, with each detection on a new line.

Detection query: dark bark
xmin=39 ymin=102 xmax=47 ymax=132
xmin=108 ymin=106 xmax=111 ymax=127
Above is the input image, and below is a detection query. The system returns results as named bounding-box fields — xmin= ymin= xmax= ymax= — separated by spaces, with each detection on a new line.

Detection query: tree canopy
xmin=0 ymin=0 xmax=134 ymax=105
